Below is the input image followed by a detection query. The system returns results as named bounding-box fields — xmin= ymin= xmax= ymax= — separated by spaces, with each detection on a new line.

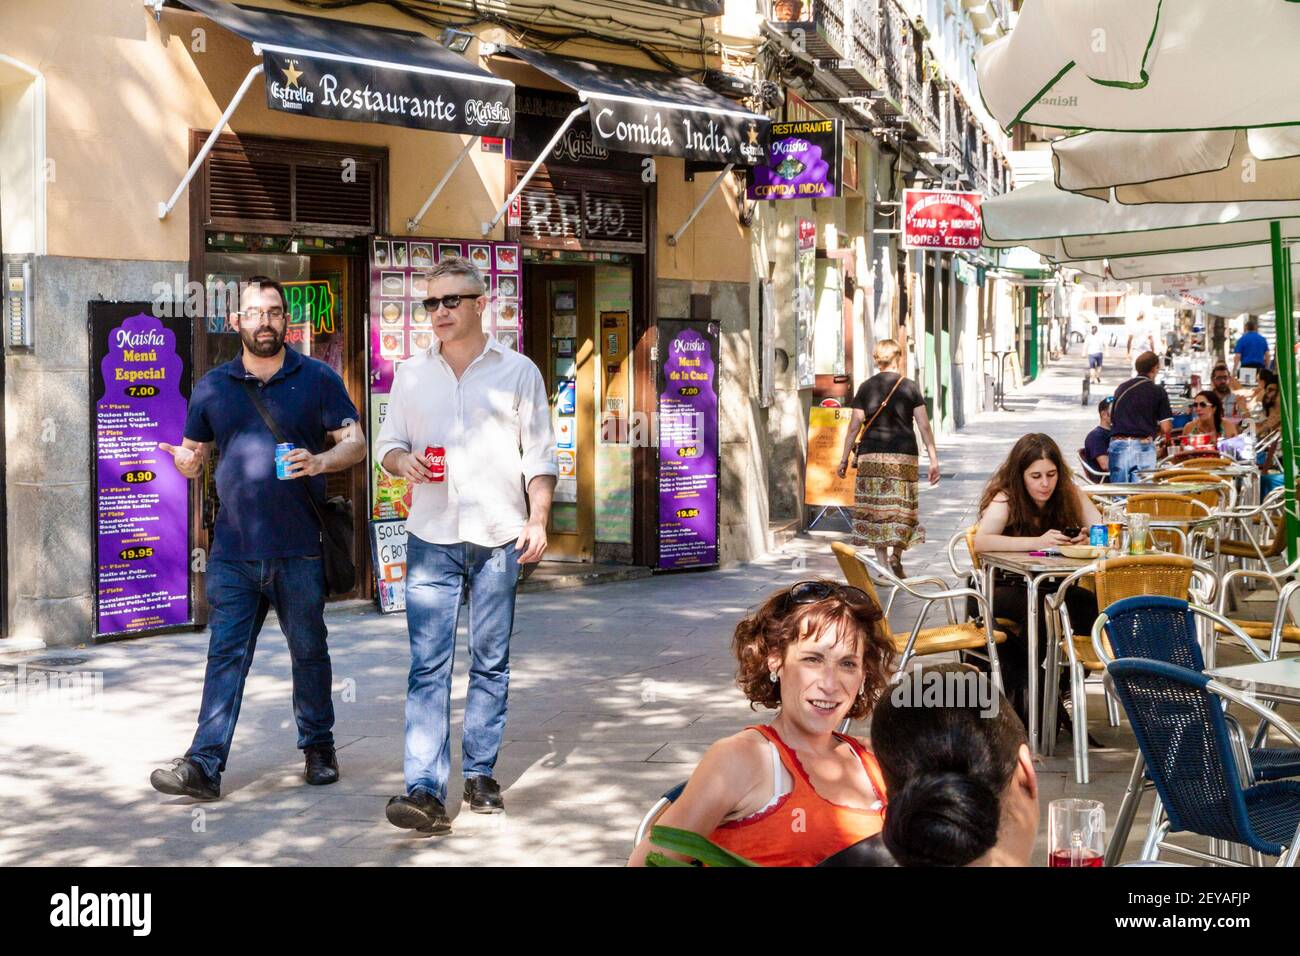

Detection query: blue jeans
xmin=1109 ymin=438 xmax=1157 ymax=484
xmin=404 ymin=535 xmax=520 ymax=801
xmin=186 ymin=557 xmax=333 ymax=784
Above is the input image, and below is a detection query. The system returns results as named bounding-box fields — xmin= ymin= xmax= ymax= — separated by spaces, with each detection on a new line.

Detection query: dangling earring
xmin=769 ymin=670 xmax=779 ymax=684
xmin=857 ymin=683 xmax=867 ymax=698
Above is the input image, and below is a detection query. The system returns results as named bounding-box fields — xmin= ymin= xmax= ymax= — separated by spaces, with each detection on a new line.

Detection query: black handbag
xmin=241 ymin=379 xmax=357 ymax=596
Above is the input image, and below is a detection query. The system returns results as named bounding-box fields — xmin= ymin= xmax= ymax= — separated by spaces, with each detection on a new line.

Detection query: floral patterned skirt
xmin=851 ymin=452 xmax=925 ymax=551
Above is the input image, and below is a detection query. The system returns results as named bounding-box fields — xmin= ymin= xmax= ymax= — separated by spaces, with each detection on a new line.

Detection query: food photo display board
xmin=366 ymin=236 xmax=524 ymax=558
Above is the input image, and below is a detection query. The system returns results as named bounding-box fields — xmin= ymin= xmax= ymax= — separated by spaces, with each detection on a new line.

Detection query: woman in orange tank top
xmin=628 ymin=580 xmax=895 ymax=867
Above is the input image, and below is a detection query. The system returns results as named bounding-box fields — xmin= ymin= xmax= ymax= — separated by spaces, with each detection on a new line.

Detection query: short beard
xmin=241 ymin=325 xmax=284 ymax=358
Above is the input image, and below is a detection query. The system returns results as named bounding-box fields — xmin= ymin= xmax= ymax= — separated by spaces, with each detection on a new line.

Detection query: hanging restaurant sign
xmin=585 ymin=95 xmax=767 ymax=165
xmin=263 ymin=51 xmax=514 ymax=138
xmin=501 ymin=48 xmax=770 ymax=166
xmin=902 ymin=189 xmax=983 ymax=251
xmin=747 ymin=119 xmax=842 ymax=200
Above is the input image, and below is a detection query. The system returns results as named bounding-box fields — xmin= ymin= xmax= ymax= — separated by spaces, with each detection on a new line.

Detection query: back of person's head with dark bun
xmin=871 ymin=664 xmax=1026 ymax=867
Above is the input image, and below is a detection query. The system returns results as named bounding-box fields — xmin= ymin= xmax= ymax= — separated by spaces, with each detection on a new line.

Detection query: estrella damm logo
xmin=675 ymin=508 xmax=700 ymax=519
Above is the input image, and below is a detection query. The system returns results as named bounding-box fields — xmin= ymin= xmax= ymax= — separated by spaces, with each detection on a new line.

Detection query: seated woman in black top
xmin=972 ymin=434 xmax=1102 ymax=729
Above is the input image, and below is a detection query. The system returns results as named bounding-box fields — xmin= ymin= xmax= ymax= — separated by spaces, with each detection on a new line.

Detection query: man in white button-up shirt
xmin=375 ymin=256 xmax=556 ymax=833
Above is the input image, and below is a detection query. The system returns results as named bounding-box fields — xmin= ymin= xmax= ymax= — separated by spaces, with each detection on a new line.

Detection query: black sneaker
xmin=386 ymin=789 xmax=451 ymax=835
xmin=150 ymin=757 xmax=220 ymax=801
xmin=304 ymin=743 xmax=339 ymax=786
xmin=463 ymin=775 xmax=504 ymax=814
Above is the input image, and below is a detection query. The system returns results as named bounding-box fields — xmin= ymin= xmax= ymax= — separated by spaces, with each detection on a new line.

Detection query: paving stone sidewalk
xmin=0 ymin=350 xmax=1270 ymax=866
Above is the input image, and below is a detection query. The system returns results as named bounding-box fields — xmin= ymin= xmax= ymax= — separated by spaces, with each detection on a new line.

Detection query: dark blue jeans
xmin=186 ymin=556 xmax=334 ymax=785
xmin=403 ymin=535 xmax=520 ymax=802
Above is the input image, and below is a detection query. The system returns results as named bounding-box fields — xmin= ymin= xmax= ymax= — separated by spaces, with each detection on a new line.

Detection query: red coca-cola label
xmin=424 ymin=445 xmax=446 ymax=481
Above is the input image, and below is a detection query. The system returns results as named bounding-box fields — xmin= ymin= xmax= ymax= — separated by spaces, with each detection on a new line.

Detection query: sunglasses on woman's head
xmin=786 ymin=581 xmax=872 ymax=607
xmin=1191 ymin=401 xmax=1212 ymax=409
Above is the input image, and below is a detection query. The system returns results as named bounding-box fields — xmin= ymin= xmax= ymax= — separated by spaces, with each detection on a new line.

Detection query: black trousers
xmin=968 ymin=576 xmax=1099 ymax=731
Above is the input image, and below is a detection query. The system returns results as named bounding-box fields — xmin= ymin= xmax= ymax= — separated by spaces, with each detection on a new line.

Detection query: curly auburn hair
xmin=732 ymin=581 xmax=894 ymax=721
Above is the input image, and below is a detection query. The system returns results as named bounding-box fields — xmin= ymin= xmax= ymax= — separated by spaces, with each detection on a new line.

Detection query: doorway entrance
xmin=527 ymin=266 xmax=595 ymax=561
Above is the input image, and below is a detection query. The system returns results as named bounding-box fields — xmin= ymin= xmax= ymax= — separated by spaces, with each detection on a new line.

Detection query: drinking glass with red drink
xmin=1048 ymin=798 xmax=1105 ymax=867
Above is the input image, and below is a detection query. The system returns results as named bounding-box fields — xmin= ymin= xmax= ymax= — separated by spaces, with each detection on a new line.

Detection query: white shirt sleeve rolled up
xmin=520 ymin=364 xmax=558 ymax=486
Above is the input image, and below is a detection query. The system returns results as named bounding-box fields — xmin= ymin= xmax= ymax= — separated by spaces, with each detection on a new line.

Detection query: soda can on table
xmin=274 ymin=442 xmax=296 ymax=480
xmin=424 ymin=446 xmax=446 ymax=482
xmin=1089 ymin=525 xmax=1108 ymax=547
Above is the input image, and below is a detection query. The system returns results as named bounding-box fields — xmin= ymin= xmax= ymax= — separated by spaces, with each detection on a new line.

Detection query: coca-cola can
xmin=423 ymin=445 xmax=446 ymax=482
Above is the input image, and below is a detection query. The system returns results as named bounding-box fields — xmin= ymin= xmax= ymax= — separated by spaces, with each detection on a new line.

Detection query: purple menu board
xmin=90 ymin=303 xmax=193 ymax=637
xmin=657 ymin=320 xmax=720 ymax=571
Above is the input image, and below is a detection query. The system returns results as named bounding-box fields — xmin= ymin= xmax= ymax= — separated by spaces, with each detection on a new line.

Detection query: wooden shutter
xmin=200 ymin=133 xmax=385 ymax=237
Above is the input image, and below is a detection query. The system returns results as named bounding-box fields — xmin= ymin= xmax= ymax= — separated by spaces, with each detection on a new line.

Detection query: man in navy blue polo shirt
xmin=149 ymin=276 xmax=366 ymax=801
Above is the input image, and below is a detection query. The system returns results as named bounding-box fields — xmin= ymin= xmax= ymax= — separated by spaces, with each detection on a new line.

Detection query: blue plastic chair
xmin=1106 ymin=658 xmax=1300 ymax=865
xmin=1096 ymin=596 xmax=1300 ymax=865
xmin=1101 ymin=596 xmax=1300 ymax=781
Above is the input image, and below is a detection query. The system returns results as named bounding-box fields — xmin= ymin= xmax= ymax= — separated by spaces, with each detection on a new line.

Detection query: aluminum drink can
xmin=1089 ymin=525 xmax=1108 ymax=547
xmin=424 ymin=446 xmax=446 ymax=482
xmin=275 ymin=442 xmax=295 ymax=480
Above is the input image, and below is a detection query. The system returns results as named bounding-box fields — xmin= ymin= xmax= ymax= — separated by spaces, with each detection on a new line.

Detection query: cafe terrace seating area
xmin=831 ymin=451 xmax=1300 ymax=867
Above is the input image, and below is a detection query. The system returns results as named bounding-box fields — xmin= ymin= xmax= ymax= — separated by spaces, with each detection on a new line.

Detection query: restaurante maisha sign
xmin=263 ymin=52 xmax=514 ymax=138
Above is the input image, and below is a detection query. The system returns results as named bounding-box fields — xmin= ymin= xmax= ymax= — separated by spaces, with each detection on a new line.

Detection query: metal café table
xmin=979 ymin=551 xmax=1096 ymax=755
xmin=1206 ymin=656 xmax=1300 ymax=705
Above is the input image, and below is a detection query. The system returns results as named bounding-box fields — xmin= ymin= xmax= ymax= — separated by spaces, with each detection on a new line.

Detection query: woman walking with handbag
xmin=836 ymin=340 xmax=940 ymax=579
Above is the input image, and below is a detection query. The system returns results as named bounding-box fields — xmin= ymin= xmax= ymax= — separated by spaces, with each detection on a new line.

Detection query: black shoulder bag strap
xmin=240 ymin=379 xmax=324 ymax=525
xmin=240 ymin=378 xmax=356 ymax=595
xmin=850 ymin=374 xmax=906 ymax=465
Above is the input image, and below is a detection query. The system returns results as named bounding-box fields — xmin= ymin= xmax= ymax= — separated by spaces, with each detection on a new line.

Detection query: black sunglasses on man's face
xmin=422 ymin=292 xmax=482 ymax=312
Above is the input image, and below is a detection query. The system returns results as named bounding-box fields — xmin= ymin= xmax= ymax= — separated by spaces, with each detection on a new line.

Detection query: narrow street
xmin=0 ymin=351 xmax=1203 ymax=865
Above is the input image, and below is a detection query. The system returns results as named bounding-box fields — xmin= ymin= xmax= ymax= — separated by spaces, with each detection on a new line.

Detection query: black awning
xmin=180 ymin=0 xmax=514 ymax=138
xmin=501 ymin=48 xmax=769 ymax=165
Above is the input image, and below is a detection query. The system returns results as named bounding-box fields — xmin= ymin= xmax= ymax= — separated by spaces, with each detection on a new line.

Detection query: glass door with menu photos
xmin=526 ymin=267 xmax=595 ymax=561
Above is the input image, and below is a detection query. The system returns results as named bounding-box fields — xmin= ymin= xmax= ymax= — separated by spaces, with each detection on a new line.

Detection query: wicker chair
xmin=1095 ymin=596 xmax=1298 ymax=864
xmin=1125 ymin=491 xmax=1213 ymax=554
xmin=1165 ymin=452 xmax=1236 ymax=470
xmin=1151 ymin=471 xmax=1236 ymax=511
xmin=1044 ymin=554 xmax=1212 ymax=783
xmin=831 ymin=541 xmax=1007 ymax=680
xmin=1106 ymin=658 xmax=1300 ymax=866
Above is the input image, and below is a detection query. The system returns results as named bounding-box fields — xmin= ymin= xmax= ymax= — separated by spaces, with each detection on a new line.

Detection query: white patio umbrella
xmin=981 ymin=180 xmax=1300 ymax=259
xmin=977 ymin=0 xmax=1300 ymax=566
xmin=977 ymin=0 xmax=1300 ymax=132
xmin=1053 ymin=128 xmax=1300 ymax=203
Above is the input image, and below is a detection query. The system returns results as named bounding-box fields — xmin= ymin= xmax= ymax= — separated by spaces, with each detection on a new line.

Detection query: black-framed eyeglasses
xmin=236 ymin=307 xmax=285 ymax=321
xmin=422 ymin=292 xmax=482 ymax=311
xmin=785 ymin=580 xmax=873 ymax=607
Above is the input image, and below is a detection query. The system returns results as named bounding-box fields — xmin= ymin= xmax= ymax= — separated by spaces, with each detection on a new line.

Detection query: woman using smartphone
xmin=972 ymin=434 xmax=1102 ymax=727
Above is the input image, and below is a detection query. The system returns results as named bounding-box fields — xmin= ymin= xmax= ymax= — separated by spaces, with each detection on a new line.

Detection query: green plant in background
xmin=644 ymin=825 xmax=759 ymax=867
